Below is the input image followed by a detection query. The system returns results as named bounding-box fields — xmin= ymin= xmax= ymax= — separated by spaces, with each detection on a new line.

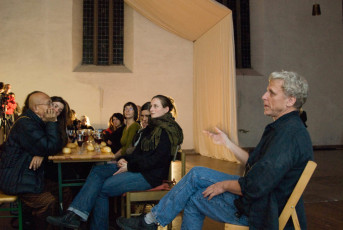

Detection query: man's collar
xmin=269 ymin=111 xmax=299 ymax=129
xmin=25 ymin=109 xmax=45 ymax=124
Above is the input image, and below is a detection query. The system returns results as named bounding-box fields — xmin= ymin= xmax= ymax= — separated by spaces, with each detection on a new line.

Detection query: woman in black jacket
xmin=47 ymin=95 xmax=183 ymax=230
xmin=103 ymin=113 xmax=125 ymax=154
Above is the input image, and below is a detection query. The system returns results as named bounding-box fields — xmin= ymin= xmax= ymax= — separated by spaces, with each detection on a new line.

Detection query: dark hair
xmin=22 ymin=91 xmax=43 ymax=114
xmin=123 ymin=102 xmax=138 ymax=121
xmin=141 ymin=102 xmax=151 ymax=112
xmin=52 ymin=96 xmax=71 ymax=146
xmin=152 ymin=95 xmax=177 ymax=117
xmin=111 ymin=113 xmax=124 ymax=125
xmin=0 ymin=82 xmax=4 ymax=90
xmin=51 ymin=96 xmax=71 ymax=121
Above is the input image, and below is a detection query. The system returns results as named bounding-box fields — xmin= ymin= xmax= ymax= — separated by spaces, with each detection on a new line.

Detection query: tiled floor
xmin=1 ymin=149 xmax=342 ymax=229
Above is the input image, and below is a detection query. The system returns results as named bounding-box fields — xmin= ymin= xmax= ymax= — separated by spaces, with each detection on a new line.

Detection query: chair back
xmin=225 ymin=160 xmax=317 ymax=230
xmin=278 ymin=160 xmax=317 ymax=229
xmin=121 ymin=146 xmax=186 ymax=218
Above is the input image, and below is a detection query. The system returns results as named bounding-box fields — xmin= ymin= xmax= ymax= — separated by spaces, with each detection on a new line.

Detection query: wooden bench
xmin=0 ymin=190 xmax=23 ymax=230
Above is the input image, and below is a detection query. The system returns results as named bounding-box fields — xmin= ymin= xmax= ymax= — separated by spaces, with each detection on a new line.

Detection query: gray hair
xmin=269 ymin=71 xmax=308 ymax=109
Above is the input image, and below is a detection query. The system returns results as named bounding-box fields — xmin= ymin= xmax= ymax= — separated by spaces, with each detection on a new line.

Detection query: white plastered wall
xmin=0 ymin=0 xmax=194 ymax=148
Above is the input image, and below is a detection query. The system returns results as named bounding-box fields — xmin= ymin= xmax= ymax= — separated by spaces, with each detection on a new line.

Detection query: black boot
xmin=116 ymin=214 xmax=157 ymax=230
xmin=46 ymin=211 xmax=81 ymax=229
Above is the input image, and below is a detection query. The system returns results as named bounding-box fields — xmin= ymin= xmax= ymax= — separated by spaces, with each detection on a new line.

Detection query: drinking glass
xmin=76 ymin=131 xmax=84 ymax=153
xmin=67 ymin=129 xmax=75 ymax=142
xmin=93 ymin=130 xmax=103 ymax=152
xmin=82 ymin=129 xmax=89 ymax=142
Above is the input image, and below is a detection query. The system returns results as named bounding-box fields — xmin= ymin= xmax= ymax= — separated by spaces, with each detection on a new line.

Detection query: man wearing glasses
xmin=0 ymin=91 xmax=63 ymax=230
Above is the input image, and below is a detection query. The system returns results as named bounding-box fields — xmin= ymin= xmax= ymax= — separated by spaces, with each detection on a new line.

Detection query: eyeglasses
xmin=124 ymin=107 xmax=134 ymax=112
xmin=36 ymin=101 xmax=53 ymax=107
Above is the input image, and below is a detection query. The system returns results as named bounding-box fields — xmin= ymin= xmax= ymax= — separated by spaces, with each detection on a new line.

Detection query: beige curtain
xmin=193 ymin=14 xmax=238 ymax=162
xmin=124 ymin=0 xmax=229 ymax=41
xmin=124 ymin=0 xmax=238 ymax=162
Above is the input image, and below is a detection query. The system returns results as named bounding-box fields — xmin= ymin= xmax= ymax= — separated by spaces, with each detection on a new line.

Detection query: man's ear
xmin=31 ymin=105 xmax=38 ymax=113
xmin=287 ymin=96 xmax=296 ymax=107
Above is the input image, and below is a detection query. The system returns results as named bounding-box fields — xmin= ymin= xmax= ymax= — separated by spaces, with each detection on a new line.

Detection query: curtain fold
xmin=193 ymin=14 xmax=238 ymax=162
xmin=124 ymin=0 xmax=229 ymax=41
xmin=124 ymin=0 xmax=238 ymax=162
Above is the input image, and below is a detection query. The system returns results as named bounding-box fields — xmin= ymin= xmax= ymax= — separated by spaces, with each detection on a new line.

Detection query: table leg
xmin=58 ymin=162 xmax=63 ymax=214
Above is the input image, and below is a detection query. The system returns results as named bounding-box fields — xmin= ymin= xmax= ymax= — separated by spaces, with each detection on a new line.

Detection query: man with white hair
xmin=117 ymin=71 xmax=313 ymax=230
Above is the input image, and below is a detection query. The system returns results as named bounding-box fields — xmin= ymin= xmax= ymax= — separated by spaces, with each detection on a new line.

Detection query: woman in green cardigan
xmin=113 ymin=102 xmax=140 ymax=159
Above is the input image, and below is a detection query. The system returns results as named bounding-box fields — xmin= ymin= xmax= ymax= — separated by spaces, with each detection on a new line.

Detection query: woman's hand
xmin=113 ymin=162 xmax=127 ymax=175
xmin=29 ymin=156 xmax=44 ymax=171
xmin=117 ymin=159 xmax=128 ymax=168
xmin=203 ymin=127 xmax=229 ymax=146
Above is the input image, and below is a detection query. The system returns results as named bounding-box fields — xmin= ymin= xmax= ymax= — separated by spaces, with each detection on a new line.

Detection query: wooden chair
xmin=121 ymin=146 xmax=186 ymax=218
xmin=0 ymin=190 xmax=23 ymax=230
xmin=225 ymin=160 xmax=317 ymax=230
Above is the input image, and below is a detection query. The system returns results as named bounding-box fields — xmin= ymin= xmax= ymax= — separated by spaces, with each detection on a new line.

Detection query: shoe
xmin=116 ymin=214 xmax=157 ymax=230
xmin=46 ymin=211 xmax=81 ymax=229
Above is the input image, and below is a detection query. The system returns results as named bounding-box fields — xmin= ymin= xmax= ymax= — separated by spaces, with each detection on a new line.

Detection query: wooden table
xmin=48 ymin=147 xmax=115 ymax=212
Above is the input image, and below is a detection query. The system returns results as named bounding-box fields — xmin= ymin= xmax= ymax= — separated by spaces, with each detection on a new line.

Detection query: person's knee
xmin=188 ymin=166 xmax=209 ymax=176
xmin=44 ymin=194 xmax=58 ymax=208
xmin=34 ymin=193 xmax=58 ymax=216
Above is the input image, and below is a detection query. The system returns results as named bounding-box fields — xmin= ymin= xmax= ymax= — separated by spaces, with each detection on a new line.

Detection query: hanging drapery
xmin=124 ymin=0 xmax=239 ymax=162
xmin=124 ymin=0 xmax=229 ymax=41
xmin=193 ymin=14 xmax=238 ymax=162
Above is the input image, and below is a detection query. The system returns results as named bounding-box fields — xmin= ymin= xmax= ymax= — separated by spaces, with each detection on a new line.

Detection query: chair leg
xmin=17 ymin=199 xmax=23 ymax=230
xmin=121 ymin=195 xmax=125 ymax=217
xmin=126 ymin=193 xmax=131 ymax=218
xmin=291 ymin=209 xmax=301 ymax=230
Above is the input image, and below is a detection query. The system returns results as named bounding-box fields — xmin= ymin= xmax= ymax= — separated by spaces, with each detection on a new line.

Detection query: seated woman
xmin=103 ymin=115 xmax=116 ymax=136
xmin=126 ymin=102 xmax=151 ymax=155
xmin=45 ymin=96 xmax=71 ymax=182
xmin=47 ymin=95 xmax=184 ymax=230
xmin=51 ymin=96 xmax=70 ymax=146
xmin=103 ymin=113 xmax=125 ymax=154
xmin=79 ymin=115 xmax=94 ymax=130
xmin=67 ymin=109 xmax=80 ymax=132
xmin=114 ymin=102 xmax=141 ymax=158
xmin=48 ymin=97 xmax=93 ymax=182
xmin=139 ymin=101 xmax=151 ymax=130
xmin=44 ymin=96 xmax=74 ymax=214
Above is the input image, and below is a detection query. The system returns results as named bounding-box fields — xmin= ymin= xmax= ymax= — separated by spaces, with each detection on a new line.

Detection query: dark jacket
xmin=124 ymin=128 xmax=172 ymax=188
xmin=107 ymin=125 xmax=125 ymax=154
xmin=235 ymin=111 xmax=313 ymax=229
xmin=0 ymin=109 xmax=63 ymax=194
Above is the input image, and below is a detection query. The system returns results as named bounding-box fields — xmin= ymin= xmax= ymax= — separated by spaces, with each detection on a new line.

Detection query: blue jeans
xmin=68 ymin=164 xmax=152 ymax=230
xmin=151 ymin=166 xmax=249 ymax=229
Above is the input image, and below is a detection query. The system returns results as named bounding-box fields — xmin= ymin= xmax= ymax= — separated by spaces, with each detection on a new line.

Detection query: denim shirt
xmin=236 ymin=111 xmax=313 ymax=229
